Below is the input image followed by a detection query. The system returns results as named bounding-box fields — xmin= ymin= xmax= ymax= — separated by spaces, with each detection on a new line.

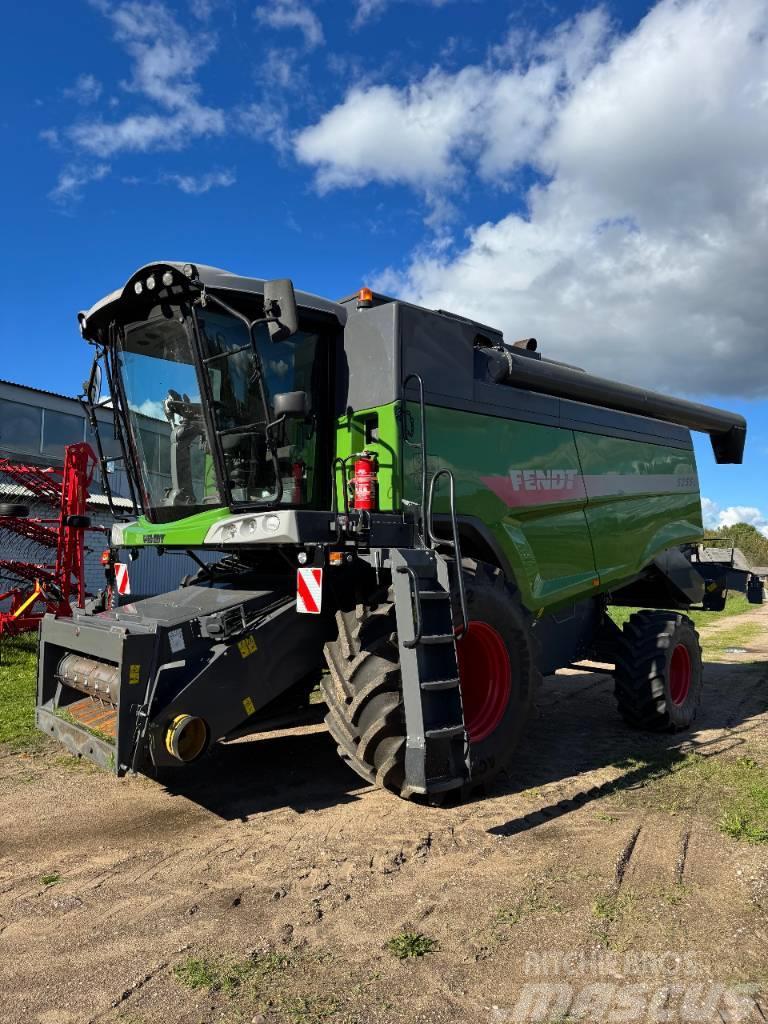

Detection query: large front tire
xmin=321 ymin=560 xmax=539 ymax=799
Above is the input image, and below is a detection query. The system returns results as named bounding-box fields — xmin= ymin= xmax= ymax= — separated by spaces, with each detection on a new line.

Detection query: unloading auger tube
xmin=482 ymin=341 xmax=746 ymax=464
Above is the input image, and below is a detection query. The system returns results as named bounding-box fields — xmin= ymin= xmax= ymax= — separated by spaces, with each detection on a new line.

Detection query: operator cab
xmin=79 ymin=263 xmax=344 ymax=523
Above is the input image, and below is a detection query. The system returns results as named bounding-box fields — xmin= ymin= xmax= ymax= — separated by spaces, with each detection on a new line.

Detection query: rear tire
xmin=321 ymin=560 xmax=539 ymax=799
xmin=613 ymin=611 xmax=702 ymax=730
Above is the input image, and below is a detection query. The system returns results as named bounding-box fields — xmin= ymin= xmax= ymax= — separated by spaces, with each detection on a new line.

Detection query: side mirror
xmin=83 ymin=361 xmax=103 ymax=405
xmin=273 ymin=390 xmax=308 ymax=419
xmin=264 ymin=278 xmax=299 ymax=342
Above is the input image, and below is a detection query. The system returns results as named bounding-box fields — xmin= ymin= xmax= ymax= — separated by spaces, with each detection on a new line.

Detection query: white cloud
xmin=295 ymin=10 xmax=611 ymax=191
xmin=254 ymin=1 xmax=324 ymax=50
xmin=64 ymin=73 xmax=103 ymax=105
xmin=352 ymin=0 xmax=452 ymax=30
xmin=68 ymin=1 xmax=224 ymax=155
xmin=163 ymin=169 xmax=236 ymax=194
xmin=49 ymin=163 xmax=111 ymax=203
xmin=299 ymin=0 xmax=768 ymax=397
xmin=257 ymin=46 xmax=309 ymax=92
xmin=70 ymin=107 xmax=224 ymax=155
xmin=701 ymin=497 xmax=720 ymax=530
xmin=702 ymin=498 xmax=768 ymax=537
xmin=189 ymin=0 xmax=227 ymax=19
xmin=237 ymin=102 xmax=293 ymax=155
xmin=297 ymin=67 xmax=486 ymax=191
xmin=718 ymin=506 xmax=768 ymax=534
xmin=133 ymin=398 xmax=167 ymax=421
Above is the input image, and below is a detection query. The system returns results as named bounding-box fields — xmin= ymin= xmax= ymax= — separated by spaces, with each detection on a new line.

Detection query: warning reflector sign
xmin=114 ymin=562 xmax=131 ymax=596
xmin=296 ymin=567 xmax=323 ymax=614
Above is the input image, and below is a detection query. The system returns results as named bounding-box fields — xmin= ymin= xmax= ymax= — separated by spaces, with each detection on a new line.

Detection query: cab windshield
xmin=195 ymin=307 xmax=325 ymax=506
xmin=116 ymin=305 xmax=328 ymax=519
xmin=119 ymin=315 xmax=219 ymax=512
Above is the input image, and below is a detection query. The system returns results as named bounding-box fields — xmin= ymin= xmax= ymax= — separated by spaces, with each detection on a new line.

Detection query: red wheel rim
xmin=456 ymin=621 xmax=512 ymax=743
xmin=669 ymin=643 xmax=691 ymax=705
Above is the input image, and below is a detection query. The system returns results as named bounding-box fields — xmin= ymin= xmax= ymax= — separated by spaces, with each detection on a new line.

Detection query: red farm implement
xmin=0 ymin=443 xmax=101 ymax=639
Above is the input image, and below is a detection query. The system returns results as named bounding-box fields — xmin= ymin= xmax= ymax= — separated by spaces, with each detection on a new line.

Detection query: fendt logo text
xmin=509 ymin=469 xmax=579 ymax=492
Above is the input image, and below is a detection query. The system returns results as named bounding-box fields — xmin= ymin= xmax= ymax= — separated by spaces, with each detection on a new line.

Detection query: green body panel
xmin=120 ymin=506 xmax=230 ymax=547
xmin=402 ymin=404 xmax=702 ymax=612
xmin=574 ymin=433 xmax=702 ymax=590
xmin=334 ymin=404 xmax=402 ymax=512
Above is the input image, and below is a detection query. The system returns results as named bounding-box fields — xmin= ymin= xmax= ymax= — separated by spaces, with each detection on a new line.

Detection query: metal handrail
xmin=331 ymin=456 xmax=351 ymax=517
xmin=396 ymin=564 xmax=424 ymax=649
xmin=402 ymin=373 xmax=428 ymax=542
xmin=426 ymin=468 xmax=468 ymax=638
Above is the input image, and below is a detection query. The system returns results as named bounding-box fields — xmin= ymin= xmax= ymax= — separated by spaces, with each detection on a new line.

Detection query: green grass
xmin=283 ymin=995 xmax=340 ymax=1022
xmin=592 ymin=891 xmax=635 ymax=923
xmin=608 ymin=592 xmax=753 ymax=633
xmin=495 ymin=884 xmax=564 ymax=927
xmin=700 ymin=620 xmax=764 ymax=659
xmin=386 ymin=932 xmax=438 ymax=959
xmin=174 ymin=955 xmax=254 ymax=996
xmin=40 ymin=871 xmax=61 ymax=887
xmin=590 ymin=891 xmax=634 ymax=948
xmin=614 ymin=752 xmax=768 ymax=843
xmin=172 ymin=950 xmax=343 ymax=1021
xmin=0 ymin=633 xmax=42 ymax=750
xmin=173 ymin=951 xmax=291 ymax=997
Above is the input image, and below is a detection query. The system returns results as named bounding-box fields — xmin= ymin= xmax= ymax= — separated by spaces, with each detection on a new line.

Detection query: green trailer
xmin=36 ymin=262 xmax=747 ymax=801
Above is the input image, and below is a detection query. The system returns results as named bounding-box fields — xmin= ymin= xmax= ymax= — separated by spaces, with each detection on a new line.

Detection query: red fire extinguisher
xmin=352 ymin=451 xmax=378 ymax=510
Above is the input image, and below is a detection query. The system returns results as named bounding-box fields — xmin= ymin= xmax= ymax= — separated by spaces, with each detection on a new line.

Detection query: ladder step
xmin=419 ymin=634 xmax=455 ymax=646
xmin=420 ymin=677 xmax=461 ymax=692
xmin=417 ymin=590 xmax=450 ymax=601
xmin=425 ymin=725 xmax=465 ymax=740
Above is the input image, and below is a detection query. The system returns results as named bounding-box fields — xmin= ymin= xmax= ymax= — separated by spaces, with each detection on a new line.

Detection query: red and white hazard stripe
xmin=114 ymin=562 xmax=131 ymax=596
xmin=296 ymin=567 xmax=322 ymax=614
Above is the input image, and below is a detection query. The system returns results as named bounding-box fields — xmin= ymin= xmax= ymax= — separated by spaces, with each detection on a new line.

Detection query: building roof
xmin=0 ymin=378 xmax=78 ymax=403
xmin=697 ymin=546 xmax=754 ymax=572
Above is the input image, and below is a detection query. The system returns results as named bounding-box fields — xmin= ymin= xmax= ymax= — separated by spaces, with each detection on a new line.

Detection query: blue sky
xmin=1 ymin=0 xmax=765 ymax=527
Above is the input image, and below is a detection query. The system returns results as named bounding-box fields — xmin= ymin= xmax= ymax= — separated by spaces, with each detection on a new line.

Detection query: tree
xmin=709 ymin=522 xmax=768 ymax=567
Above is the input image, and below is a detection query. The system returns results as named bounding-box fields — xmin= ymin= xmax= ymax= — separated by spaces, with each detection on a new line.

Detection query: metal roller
xmin=57 ymin=654 xmax=120 ymax=704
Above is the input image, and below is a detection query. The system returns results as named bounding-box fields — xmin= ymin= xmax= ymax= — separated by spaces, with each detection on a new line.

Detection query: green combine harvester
xmin=36 ymin=262 xmax=748 ymax=801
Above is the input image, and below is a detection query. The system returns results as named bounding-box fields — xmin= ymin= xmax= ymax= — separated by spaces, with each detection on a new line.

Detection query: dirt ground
xmin=1 ymin=607 xmax=767 ymax=1024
